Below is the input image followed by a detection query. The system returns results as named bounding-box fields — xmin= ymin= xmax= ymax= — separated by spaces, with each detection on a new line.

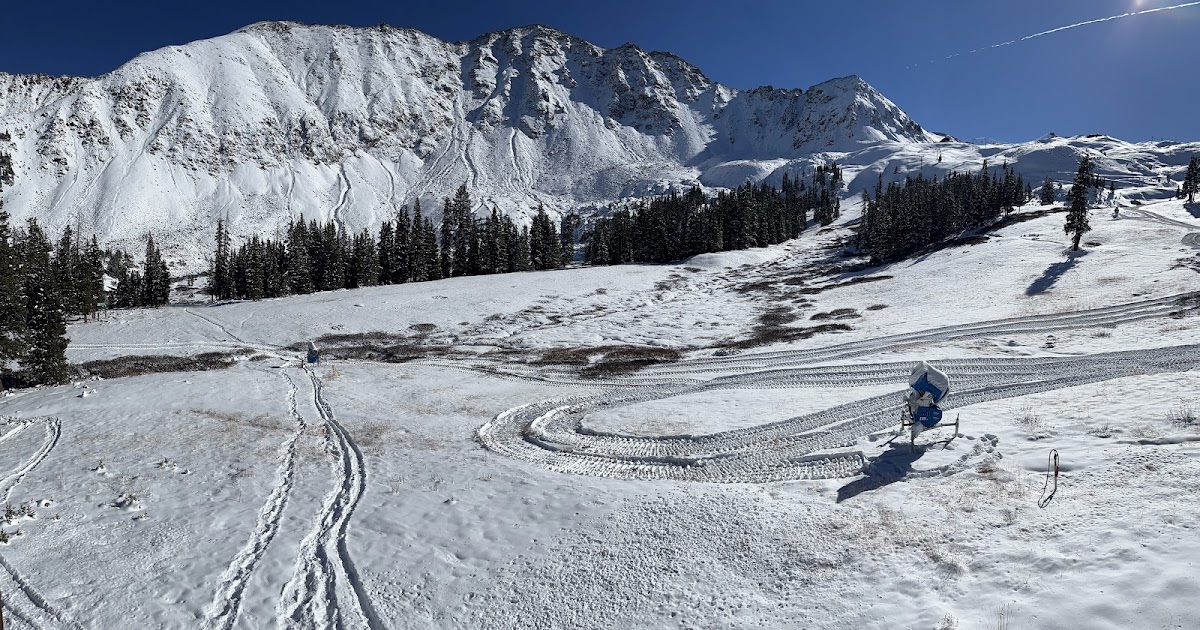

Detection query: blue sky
xmin=2 ymin=0 xmax=1197 ymax=142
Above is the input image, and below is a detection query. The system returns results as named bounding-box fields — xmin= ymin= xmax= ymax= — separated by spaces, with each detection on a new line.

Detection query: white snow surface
xmin=1 ymin=194 xmax=1199 ymax=629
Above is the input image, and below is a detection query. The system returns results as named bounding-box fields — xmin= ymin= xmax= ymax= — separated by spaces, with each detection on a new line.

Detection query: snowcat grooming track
xmin=479 ymin=314 xmax=1200 ymax=483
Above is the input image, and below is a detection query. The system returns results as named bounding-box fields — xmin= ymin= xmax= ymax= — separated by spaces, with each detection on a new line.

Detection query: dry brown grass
xmin=77 ymin=351 xmax=242 ymax=379
xmin=536 ymin=344 xmax=684 ymax=378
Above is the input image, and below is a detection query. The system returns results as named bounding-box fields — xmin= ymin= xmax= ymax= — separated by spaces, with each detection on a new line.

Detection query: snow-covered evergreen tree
xmin=21 ymin=219 xmax=68 ymax=385
xmin=0 ymin=205 xmax=26 ymax=373
xmin=1065 ymin=155 xmax=1096 ymax=251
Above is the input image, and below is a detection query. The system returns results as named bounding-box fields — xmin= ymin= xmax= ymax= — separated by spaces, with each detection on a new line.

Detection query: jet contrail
xmin=908 ymin=1 xmax=1200 ymax=68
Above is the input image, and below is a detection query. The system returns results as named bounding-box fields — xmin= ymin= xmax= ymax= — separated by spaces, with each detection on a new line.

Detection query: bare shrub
xmin=1168 ymin=401 xmax=1197 ymax=427
xmin=1015 ymin=406 xmax=1051 ymax=439
xmin=77 ymin=351 xmax=242 ymax=379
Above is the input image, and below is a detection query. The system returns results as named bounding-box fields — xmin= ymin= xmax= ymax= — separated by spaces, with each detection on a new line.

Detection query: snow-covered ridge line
xmin=0 ymin=22 xmax=933 ymax=265
xmin=0 ymin=21 xmax=1197 ymax=270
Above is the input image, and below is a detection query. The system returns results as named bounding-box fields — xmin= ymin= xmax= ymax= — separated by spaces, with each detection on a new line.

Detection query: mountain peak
xmin=0 ymin=22 xmax=935 ymax=261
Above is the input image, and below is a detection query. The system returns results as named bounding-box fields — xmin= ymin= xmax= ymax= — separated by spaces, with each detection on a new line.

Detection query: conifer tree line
xmin=1039 ymin=177 xmax=1060 ymax=206
xmin=106 ymin=235 xmax=171 ymax=308
xmin=0 ymin=203 xmax=113 ymax=386
xmin=857 ymin=161 xmax=1031 ymax=262
xmin=208 ymin=184 xmax=580 ymax=301
xmin=1181 ymin=155 xmax=1199 ymax=204
xmin=584 ymin=165 xmax=842 ymax=266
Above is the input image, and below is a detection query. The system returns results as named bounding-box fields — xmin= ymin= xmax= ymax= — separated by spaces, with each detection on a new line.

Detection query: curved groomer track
xmin=479 ymin=292 xmax=1200 ymax=483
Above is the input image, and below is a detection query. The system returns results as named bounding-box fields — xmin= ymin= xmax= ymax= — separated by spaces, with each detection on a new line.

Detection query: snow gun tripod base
xmin=900 ymin=409 xmax=961 ymax=452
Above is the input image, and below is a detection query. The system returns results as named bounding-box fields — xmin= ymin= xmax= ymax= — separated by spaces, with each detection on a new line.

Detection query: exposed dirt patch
xmin=536 ymin=345 xmax=684 ymax=378
xmin=758 ymin=306 xmax=798 ymax=327
xmin=795 ymin=275 xmax=892 ymax=295
xmin=725 ymin=323 xmax=853 ymax=350
xmin=810 ymin=308 xmax=861 ymax=321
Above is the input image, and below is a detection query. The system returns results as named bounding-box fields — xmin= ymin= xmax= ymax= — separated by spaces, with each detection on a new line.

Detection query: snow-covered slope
xmin=0 ymin=22 xmax=936 ymax=263
xmin=3 ymin=196 xmax=1199 ymax=629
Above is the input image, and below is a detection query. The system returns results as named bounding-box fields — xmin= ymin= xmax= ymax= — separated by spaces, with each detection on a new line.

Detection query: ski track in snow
xmin=203 ymin=367 xmax=307 ymax=630
xmin=478 ymin=295 xmax=1200 ymax=483
xmin=1 ymin=419 xmax=62 ymax=503
xmin=276 ymin=365 xmax=380 ymax=630
xmin=184 ymin=306 xmax=279 ymax=350
xmin=0 ymin=418 xmax=84 ymax=630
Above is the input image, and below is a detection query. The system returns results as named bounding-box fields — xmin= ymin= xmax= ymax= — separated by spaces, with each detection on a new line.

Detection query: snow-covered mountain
xmin=0 ymin=22 xmax=935 ymax=261
xmin=0 ymin=21 xmax=1197 ymax=266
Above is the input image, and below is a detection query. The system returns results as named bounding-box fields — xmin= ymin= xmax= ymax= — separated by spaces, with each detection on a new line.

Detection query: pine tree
xmin=211 ymin=219 xmax=233 ymax=300
xmin=352 ymin=229 xmax=380 ymax=288
xmin=378 ymin=220 xmax=394 ymax=284
xmin=21 ymin=219 xmax=68 ymax=385
xmin=1183 ymin=155 xmax=1199 ymax=204
xmin=81 ymin=236 xmax=105 ymax=320
xmin=140 ymin=234 xmax=169 ymax=306
xmin=1065 ymin=155 xmax=1095 ymax=251
xmin=1039 ymin=177 xmax=1057 ymax=205
xmin=450 ymin=184 xmax=473 ymax=277
xmin=392 ymin=205 xmax=412 ymax=283
xmin=559 ymin=211 xmax=580 ymax=267
xmin=423 ymin=216 xmax=442 ymax=280
xmin=286 ymin=221 xmax=314 ymax=294
xmin=0 ymin=205 xmax=26 ymax=372
xmin=439 ymin=197 xmax=453 ymax=279
xmin=529 ymin=204 xmax=561 ymax=270
xmin=410 ymin=200 xmax=429 ymax=282
xmin=53 ymin=226 xmax=80 ymax=317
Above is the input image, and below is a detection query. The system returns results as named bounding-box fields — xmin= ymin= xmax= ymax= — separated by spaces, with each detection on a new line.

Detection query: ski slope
xmin=1 ymin=197 xmax=1198 ymax=629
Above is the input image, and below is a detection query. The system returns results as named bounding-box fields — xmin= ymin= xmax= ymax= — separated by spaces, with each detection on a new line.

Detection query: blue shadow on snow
xmin=835 ymin=444 xmax=928 ymax=503
xmin=1025 ymin=250 xmax=1088 ymax=296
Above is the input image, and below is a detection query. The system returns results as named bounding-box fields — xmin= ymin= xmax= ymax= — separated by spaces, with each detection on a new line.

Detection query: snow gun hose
xmin=1038 ymin=449 xmax=1060 ymax=509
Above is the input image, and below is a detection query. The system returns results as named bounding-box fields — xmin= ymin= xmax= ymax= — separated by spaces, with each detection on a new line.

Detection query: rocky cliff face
xmin=0 ymin=21 xmax=937 ymax=261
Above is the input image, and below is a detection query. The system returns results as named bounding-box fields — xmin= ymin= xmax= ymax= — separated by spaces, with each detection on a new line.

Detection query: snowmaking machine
xmin=893 ymin=361 xmax=959 ymax=449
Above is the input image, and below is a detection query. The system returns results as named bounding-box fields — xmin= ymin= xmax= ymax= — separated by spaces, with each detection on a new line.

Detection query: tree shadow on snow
xmin=1186 ymin=202 xmax=1200 ymax=220
xmin=835 ymin=444 xmax=928 ymax=503
xmin=1025 ymin=250 xmax=1088 ymax=296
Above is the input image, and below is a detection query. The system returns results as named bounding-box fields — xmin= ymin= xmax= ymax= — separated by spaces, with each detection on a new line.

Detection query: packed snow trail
xmin=480 ymin=343 xmax=1200 ymax=483
xmin=203 ymin=368 xmax=307 ymax=630
xmin=0 ymin=418 xmax=85 ymax=630
xmin=639 ymin=291 xmax=1198 ymax=376
xmin=277 ymin=365 xmax=381 ymax=630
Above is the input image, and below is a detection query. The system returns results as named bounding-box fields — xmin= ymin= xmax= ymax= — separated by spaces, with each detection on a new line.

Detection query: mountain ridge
xmin=0 ymin=21 xmax=1193 ymax=266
